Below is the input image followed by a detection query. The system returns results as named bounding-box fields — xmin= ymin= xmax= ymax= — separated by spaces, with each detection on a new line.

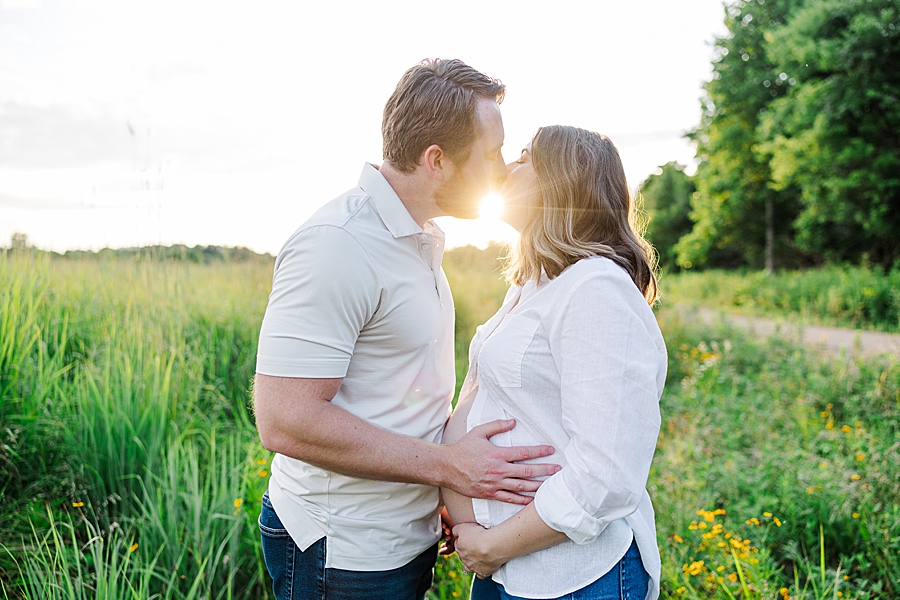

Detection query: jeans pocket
xmin=259 ymin=492 xmax=291 ymax=539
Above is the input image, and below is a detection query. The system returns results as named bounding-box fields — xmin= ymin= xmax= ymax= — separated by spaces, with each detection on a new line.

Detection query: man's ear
xmin=421 ymin=144 xmax=452 ymax=182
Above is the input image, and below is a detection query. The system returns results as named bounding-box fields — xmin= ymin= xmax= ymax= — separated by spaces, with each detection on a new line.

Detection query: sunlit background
xmin=1 ymin=0 xmax=727 ymax=253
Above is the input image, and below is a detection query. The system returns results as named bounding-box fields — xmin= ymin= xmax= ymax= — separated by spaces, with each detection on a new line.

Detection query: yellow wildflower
xmin=72 ymin=501 xmax=84 ymax=508
xmin=856 ymin=453 xmax=865 ymax=461
xmin=852 ymin=512 xmax=860 ymax=518
xmin=820 ymin=410 xmax=828 ymax=417
xmin=851 ymin=474 xmax=861 ymax=481
xmin=686 ymin=560 xmax=704 ymax=576
xmin=763 ymin=512 xmax=772 ymax=517
xmin=825 ymin=422 xmax=834 ymax=430
xmin=258 ymin=470 xmax=268 ymax=478
xmin=698 ymin=522 xmax=707 ymax=529
xmin=780 ymin=588 xmax=789 ymax=597
xmin=257 ymin=459 xmax=267 ymax=465
xmin=841 ymin=425 xmax=852 ymax=433
xmin=129 ymin=543 xmax=139 ymax=553
xmin=819 ymin=461 xmax=827 ymax=468
xmin=673 ymin=534 xmax=684 ymax=543
xmin=234 ymin=498 xmax=243 ymax=508
xmin=774 ymin=517 xmax=782 ymax=526
xmin=676 ymin=587 xmax=686 ymax=594
xmin=728 ymin=573 xmax=737 ymax=582
xmin=806 ymin=487 xmax=815 ymax=494
xmin=716 ymin=565 xmax=725 ymax=572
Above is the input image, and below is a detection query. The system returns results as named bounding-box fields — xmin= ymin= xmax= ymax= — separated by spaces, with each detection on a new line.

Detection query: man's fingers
xmin=498 ymin=477 xmax=543 ymax=494
xmin=491 ymin=490 xmax=535 ymax=505
xmin=471 ymin=419 xmax=516 ymax=439
xmin=506 ymin=461 xmax=561 ymax=479
xmin=500 ymin=444 xmax=556 ymax=462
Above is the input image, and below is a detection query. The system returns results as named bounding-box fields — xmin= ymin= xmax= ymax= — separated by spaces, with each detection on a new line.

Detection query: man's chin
xmin=446 ymin=206 xmax=481 ymax=220
xmin=435 ymin=198 xmax=481 ymax=220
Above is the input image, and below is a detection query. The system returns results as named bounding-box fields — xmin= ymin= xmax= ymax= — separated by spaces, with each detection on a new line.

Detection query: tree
xmin=758 ymin=0 xmax=900 ymax=267
xmin=677 ymin=0 xmax=804 ymax=272
xmin=10 ymin=233 xmax=28 ymax=250
xmin=639 ymin=162 xmax=695 ymax=272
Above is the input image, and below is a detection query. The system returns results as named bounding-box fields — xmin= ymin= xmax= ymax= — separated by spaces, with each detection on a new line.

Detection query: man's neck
xmin=378 ymin=162 xmax=440 ymax=229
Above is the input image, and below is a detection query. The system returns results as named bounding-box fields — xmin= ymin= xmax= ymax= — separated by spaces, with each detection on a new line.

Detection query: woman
xmin=441 ymin=126 xmax=666 ymax=600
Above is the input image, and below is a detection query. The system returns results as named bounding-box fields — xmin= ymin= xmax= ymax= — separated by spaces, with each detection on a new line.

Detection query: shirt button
xmin=421 ymin=243 xmax=430 ymax=249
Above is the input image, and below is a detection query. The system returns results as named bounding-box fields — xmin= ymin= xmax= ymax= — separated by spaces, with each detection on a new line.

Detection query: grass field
xmin=661 ymin=266 xmax=900 ymax=333
xmin=1 ymin=248 xmax=898 ymax=599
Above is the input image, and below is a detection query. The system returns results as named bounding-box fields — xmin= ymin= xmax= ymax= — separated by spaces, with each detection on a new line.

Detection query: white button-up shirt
xmin=256 ymin=163 xmax=455 ymax=571
xmin=463 ymin=257 xmax=666 ymax=599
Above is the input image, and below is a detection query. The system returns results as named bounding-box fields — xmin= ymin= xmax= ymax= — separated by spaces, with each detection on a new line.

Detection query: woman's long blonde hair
xmin=504 ymin=125 xmax=659 ymax=305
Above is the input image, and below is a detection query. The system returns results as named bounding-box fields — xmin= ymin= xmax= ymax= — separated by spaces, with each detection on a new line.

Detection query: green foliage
xmin=654 ymin=309 xmax=900 ymax=598
xmin=758 ymin=0 xmax=900 ymax=266
xmin=0 ymin=252 xmax=274 ymax=598
xmin=677 ymin=0 xmax=803 ymax=270
xmin=3 ymin=248 xmax=899 ymax=599
xmin=662 ymin=265 xmax=900 ymax=332
xmin=681 ymin=0 xmax=900 ymax=269
xmin=639 ymin=163 xmax=696 ymax=272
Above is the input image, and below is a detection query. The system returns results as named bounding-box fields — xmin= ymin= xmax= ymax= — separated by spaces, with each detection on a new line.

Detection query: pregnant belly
xmin=440 ymin=393 xmax=477 ymax=525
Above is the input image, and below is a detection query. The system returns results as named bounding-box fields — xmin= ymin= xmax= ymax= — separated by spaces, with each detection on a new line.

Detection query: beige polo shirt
xmin=256 ymin=163 xmax=455 ymax=571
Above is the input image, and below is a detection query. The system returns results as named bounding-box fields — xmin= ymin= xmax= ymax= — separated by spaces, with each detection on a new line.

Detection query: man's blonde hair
xmin=505 ymin=126 xmax=659 ymax=305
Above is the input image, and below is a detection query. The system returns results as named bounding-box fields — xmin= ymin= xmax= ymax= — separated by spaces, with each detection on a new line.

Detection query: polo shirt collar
xmin=358 ymin=163 xmax=423 ymax=239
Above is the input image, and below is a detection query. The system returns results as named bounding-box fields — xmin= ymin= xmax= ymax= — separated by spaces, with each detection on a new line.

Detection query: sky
xmin=0 ymin=0 xmax=729 ymax=254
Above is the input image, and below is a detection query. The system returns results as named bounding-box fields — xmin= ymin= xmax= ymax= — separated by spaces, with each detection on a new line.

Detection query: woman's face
xmin=500 ymin=142 xmax=540 ymax=232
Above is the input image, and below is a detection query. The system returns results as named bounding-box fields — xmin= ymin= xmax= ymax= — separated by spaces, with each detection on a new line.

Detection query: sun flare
xmin=479 ymin=194 xmax=505 ymax=221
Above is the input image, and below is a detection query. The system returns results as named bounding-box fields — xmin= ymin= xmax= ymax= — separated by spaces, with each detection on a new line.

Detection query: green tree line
xmin=641 ymin=0 xmax=900 ymax=273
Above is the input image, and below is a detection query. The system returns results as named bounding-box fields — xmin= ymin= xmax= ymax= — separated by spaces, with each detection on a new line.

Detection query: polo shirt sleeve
xmin=256 ymin=225 xmax=382 ymax=378
xmin=533 ymin=268 xmax=662 ymax=544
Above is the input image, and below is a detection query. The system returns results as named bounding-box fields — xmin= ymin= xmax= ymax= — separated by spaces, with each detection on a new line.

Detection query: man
xmin=253 ymin=58 xmax=559 ymax=600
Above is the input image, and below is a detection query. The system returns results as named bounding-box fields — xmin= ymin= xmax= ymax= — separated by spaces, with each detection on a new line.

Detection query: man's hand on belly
xmin=439 ymin=419 xmax=560 ymax=505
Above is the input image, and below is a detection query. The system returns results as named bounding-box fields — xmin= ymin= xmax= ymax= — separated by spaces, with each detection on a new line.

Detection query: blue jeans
xmin=258 ymin=491 xmax=437 ymax=600
xmin=470 ymin=539 xmax=649 ymax=600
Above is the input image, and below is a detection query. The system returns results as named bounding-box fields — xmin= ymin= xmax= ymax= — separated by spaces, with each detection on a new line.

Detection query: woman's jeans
xmin=470 ymin=539 xmax=649 ymax=600
xmin=259 ymin=491 xmax=437 ymax=600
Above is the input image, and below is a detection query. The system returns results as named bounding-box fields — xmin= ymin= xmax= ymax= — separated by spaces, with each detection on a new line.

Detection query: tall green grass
xmin=1 ymin=251 xmax=273 ymax=598
xmin=662 ymin=266 xmax=900 ymax=332
xmin=2 ymin=248 xmax=898 ymax=599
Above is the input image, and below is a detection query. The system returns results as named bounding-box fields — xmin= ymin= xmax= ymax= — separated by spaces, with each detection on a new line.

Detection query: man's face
xmin=434 ymin=97 xmax=506 ymax=219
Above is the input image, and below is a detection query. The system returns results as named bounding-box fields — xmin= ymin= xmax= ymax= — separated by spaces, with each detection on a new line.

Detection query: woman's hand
xmin=452 ymin=522 xmax=506 ymax=578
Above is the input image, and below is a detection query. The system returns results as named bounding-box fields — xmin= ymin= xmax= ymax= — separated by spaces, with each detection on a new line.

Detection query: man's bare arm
xmin=253 ymin=374 xmax=559 ymax=504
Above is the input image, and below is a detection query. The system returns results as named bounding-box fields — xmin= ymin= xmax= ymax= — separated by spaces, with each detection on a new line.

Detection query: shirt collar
xmin=358 ymin=163 xmax=423 ymax=239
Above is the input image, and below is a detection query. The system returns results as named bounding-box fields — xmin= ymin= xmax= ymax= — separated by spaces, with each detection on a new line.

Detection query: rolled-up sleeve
xmin=256 ymin=225 xmax=382 ymax=378
xmin=533 ymin=270 xmax=662 ymax=545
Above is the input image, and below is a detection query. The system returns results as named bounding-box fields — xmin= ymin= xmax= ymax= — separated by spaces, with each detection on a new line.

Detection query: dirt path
xmin=689 ymin=307 xmax=900 ymax=358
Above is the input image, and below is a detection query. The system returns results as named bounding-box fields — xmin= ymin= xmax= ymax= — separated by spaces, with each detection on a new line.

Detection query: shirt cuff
xmin=534 ymin=471 xmax=608 ymax=545
xmin=255 ymin=354 xmax=350 ymax=378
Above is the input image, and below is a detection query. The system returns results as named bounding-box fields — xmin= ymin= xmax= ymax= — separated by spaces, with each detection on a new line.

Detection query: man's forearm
xmin=270 ymin=397 xmax=452 ymax=486
xmin=255 ymin=374 xmax=450 ymax=487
